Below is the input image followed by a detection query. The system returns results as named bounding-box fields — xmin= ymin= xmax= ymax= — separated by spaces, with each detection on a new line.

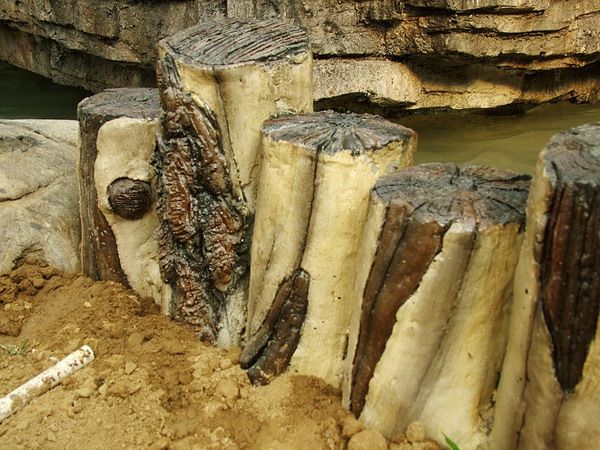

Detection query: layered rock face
xmin=0 ymin=0 xmax=599 ymax=111
xmin=0 ymin=1 xmax=225 ymax=92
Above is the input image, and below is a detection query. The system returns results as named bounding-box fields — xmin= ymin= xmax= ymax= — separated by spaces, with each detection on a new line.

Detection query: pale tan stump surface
xmin=490 ymin=123 xmax=600 ymax=450
xmin=94 ymin=116 xmax=173 ymax=313
xmin=342 ymin=163 xmax=530 ymax=449
xmin=240 ymin=112 xmax=416 ymax=387
xmin=78 ymin=88 xmax=160 ymax=284
xmin=154 ymin=19 xmax=312 ymax=346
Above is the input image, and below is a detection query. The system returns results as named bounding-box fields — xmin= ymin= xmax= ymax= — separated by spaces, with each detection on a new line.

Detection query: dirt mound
xmin=0 ymin=259 xmax=441 ymax=449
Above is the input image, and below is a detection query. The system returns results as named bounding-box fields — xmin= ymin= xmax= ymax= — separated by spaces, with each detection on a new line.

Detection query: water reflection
xmin=398 ymin=102 xmax=600 ymax=174
xmin=0 ymin=61 xmax=90 ymax=119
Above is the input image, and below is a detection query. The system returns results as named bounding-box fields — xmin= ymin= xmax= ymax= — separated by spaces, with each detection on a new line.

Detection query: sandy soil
xmin=0 ymin=259 xmax=442 ymax=449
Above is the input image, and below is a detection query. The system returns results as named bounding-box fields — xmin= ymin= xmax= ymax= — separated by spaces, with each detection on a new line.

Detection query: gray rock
xmin=0 ymin=120 xmax=80 ymax=274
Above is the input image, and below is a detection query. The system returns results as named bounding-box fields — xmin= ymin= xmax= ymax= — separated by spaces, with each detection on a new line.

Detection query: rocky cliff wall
xmin=0 ymin=0 xmax=599 ymax=112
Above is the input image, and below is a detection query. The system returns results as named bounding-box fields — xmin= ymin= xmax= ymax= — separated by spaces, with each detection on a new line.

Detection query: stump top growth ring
xmin=262 ymin=112 xmax=416 ymax=155
xmin=374 ymin=163 xmax=532 ymax=230
xmin=159 ymin=18 xmax=310 ymax=68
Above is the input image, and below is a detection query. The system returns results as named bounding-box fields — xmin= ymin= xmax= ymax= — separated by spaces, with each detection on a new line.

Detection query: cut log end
xmin=544 ymin=122 xmax=600 ymax=184
xmin=160 ymin=18 xmax=310 ymax=68
xmin=78 ymin=88 xmax=160 ymax=121
xmin=262 ymin=112 xmax=416 ymax=155
xmin=349 ymin=162 xmax=530 ymax=416
xmin=374 ymin=163 xmax=531 ymax=230
xmin=539 ymin=122 xmax=600 ymax=393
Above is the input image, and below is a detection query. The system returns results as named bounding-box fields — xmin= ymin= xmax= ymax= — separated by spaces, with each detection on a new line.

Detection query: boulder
xmin=0 ymin=119 xmax=80 ymax=274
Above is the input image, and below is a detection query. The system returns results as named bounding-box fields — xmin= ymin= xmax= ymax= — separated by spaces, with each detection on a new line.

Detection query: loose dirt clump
xmin=0 ymin=259 xmax=442 ymax=449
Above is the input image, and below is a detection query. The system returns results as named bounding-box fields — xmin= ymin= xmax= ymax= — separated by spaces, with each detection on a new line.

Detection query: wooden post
xmin=240 ymin=112 xmax=417 ymax=386
xmin=154 ymin=19 xmax=312 ymax=346
xmin=78 ymin=88 xmax=160 ymax=284
xmin=490 ymin=122 xmax=600 ymax=450
xmin=342 ymin=163 xmax=530 ymax=448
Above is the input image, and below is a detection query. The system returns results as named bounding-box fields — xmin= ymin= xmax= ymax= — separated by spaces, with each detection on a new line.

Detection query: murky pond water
xmin=0 ymin=61 xmax=90 ymax=119
xmin=399 ymin=102 xmax=600 ymax=174
xmin=2 ymin=61 xmax=599 ymax=174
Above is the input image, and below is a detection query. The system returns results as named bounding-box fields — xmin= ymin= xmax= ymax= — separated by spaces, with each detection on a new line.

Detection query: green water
xmin=399 ymin=102 xmax=600 ymax=174
xmin=1 ymin=61 xmax=599 ymax=174
xmin=0 ymin=61 xmax=90 ymax=119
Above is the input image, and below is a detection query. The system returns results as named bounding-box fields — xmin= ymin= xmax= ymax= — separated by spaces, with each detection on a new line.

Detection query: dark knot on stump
xmin=107 ymin=178 xmax=153 ymax=220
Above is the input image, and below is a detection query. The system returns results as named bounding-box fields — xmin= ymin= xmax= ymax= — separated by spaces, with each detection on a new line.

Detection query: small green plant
xmin=443 ymin=433 xmax=460 ymax=450
xmin=0 ymin=339 xmax=32 ymax=356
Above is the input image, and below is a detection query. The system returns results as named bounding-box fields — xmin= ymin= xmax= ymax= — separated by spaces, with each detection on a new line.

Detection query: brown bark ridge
xmin=78 ymin=88 xmax=160 ymax=284
xmin=343 ymin=163 xmax=529 ymax=446
xmin=154 ymin=19 xmax=312 ymax=346
xmin=239 ymin=269 xmax=310 ymax=385
xmin=491 ymin=122 xmax=600 ymax=450
xmin=246 ymin=112 xmax=416 ymax=387
xmin=539 ymin=123 xmax=600 ymax=393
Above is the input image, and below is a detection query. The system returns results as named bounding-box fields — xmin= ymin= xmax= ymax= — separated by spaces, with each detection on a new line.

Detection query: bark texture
xmin=154 ymin=18 xmax=312 ymax=345
xmin=240 ymin=269 xmax=310 ymax=385
xmin=343 ymin=163 xmax=530 ymax=448
xmin=539 ymin=131 xmax=600 ymax=393
xmin=491 ymin=122 xmax=600 ymax=450
xmin=246 ymin=112 xmax=416 ymax=387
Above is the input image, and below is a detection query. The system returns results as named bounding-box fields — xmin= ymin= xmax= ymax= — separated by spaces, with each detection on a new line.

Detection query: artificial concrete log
xmin=342 ymin=163 xmax=530 ymax=448
xmin=78 ymin=88 xmax=160 ymax=284
xmin=490 ymin=123 xmax=600 ymax=450
xmin=154 ymin=19 xmax=312 ymax=346
xmin=94 ymin=115 xmax=173 ymax=313
xmin=242 ymin=112 xmax=416 ymax=386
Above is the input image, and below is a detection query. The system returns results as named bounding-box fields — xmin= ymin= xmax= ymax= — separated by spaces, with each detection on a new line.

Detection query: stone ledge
xmin=0 ymin=0 xmax=599 ymax=111
xmin=314 ymin=58 xmax=600 ymax=114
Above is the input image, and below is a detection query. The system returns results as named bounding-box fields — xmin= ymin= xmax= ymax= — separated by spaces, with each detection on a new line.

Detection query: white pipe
xmin=0 ymin=345 xmax=95 ymax=423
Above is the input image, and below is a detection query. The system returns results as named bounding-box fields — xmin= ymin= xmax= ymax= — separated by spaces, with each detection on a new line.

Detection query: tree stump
xmin=78 ymin=88 xmax=160 ymax=285
xmin=241 ymin=112 xmax=417 ymax=386
xmin=94 ymin=116 xmax=172 ymax=313
xmin=342 ymin=163 xmax=530 ymax=448
xmin=490 ymin=123 xmax=600 ymax=450
xmin=154 ymin=19 xmax=312 ymax=346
